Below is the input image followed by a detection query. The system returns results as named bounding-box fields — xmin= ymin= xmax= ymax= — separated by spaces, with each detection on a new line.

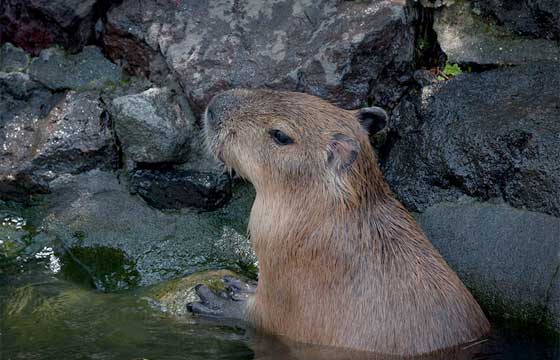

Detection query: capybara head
xmin=204 ymin=89 xmax=388 ymax=198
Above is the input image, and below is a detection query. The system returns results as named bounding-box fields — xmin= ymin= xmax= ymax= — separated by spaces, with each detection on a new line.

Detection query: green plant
xmin=443 ymin=63 xmax=463 ymax=77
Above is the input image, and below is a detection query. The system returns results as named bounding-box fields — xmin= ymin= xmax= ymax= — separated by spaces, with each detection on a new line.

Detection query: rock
xmin=37 ymin=170 xmax=256 ymax=286
xmin=111 ymin=87 xmax=193 ymax=164
xmin=142 ymin=269 xmax=243 ymax=317
xmin=0 ymin=89 xmax=118 ymax=202
xmin=0 ymin=73 xmax=58 ymax=200
xmin=412 ymin=69 xmax=437 ymax=87
xmin=0 ymin=0 xmax=102 ymax=55
xmin=384 ymin=63 xmax=560 ymax=217
xmin=29 ymin=46 xmax=123 ymax=91
xmin=101 ymin=22 xmax=171 ymax=82
xmin=433 ymin=1 xmax=560 ymax=65
xmin=0 ymin=43 xmax=30 ymax=72
xmin=102 ymin=0 xmax=417 ymax=114
xmin=110 ymin=85 xmax=233 ymax=211
xmin=129 ymin=167 xmax=232 ymax=210
xmin=0 ymin=72 xmax=42 ymax=99
xmin=416 ymin=201 xmax=560 ymax=331
xmin=472 ymin=0 xmax=560 ymax=41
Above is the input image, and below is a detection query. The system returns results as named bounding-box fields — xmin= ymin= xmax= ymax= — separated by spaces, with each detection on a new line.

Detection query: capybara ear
xmin=327 ymin=133 xmax=360 ymax=173
xmin=357 ymin=106 xmax=388 ymax=135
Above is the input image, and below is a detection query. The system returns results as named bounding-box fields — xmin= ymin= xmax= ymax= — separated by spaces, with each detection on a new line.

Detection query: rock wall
xmin=1 ymin=0 xmax=559 ymax=333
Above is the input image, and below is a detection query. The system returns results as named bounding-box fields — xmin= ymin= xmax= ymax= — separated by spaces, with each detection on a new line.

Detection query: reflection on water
xmin=249 ymin=330 xmax=560 ymax=360
xmin=1 ymin=264 xmax=558 ymax=360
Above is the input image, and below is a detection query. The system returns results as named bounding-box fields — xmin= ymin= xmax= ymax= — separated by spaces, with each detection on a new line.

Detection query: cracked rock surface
xmin=102 ymin=0 xmax=417 ymax=114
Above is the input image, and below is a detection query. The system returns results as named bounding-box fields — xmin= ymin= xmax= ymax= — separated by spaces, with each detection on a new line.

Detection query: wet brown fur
xmin=204 ymin=89 xmax=490 ymax=356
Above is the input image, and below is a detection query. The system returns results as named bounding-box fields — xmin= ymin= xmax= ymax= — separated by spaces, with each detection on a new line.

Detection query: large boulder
xmin=384 ymin=63 xmax=560 ymax=217
xmin=102 ymin=0 xmax=417 ymax=114
xmin=0 ymin=0 xmax=104 ymax=55
xmin=29 ymin=46 xmax=123 ymax=91
xmin=0 ymin=84 xmax=117 ymax=202
xmin=416 ymin=201 xmax=560 ymax=332
xmin=433 ymin=1 xmax=560 ymax=66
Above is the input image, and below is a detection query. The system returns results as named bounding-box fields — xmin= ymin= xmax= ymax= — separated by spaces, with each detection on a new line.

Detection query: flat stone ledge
xmin=416 ymin=201 xmax=560 ymax=332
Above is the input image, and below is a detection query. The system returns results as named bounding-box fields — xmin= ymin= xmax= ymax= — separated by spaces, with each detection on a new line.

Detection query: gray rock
xmin=433 ymin=1 xmax=560 ymax=65
xmin=29 ymin=46 xmax=123 ymax=91
xmin=112 ymin=87 xmax=193 ymax=164
xmin=102 ymin=0 xmax=417 ymax=114
xmin=0 ymin=0 xmax=101 ymax=54
xmin=38 ymin=170 xmax=256 ymax=286
xmin=129 ymin=168 xmax=232 ymax=211
xmin=0 ymin=73 xmax=58 ymax=200
xmin=0 ymin=43 xmax=30 ymax=72
xmin=0 ymin=89 xmax=117 ymax=202
xmin=0 ymin=72 xmax=42 ymax=99
xmin=384 ymin=63 xmax=560 ymax=217
xmin=30 ymin=91 xmax=117 ymax=175
xmin=472 ymin=0 xmax=560 ymax=41
xmin=412 ymin=69 xmax=437 ymax=87
xmin=416 ymin=201 xmax=560 ymax=331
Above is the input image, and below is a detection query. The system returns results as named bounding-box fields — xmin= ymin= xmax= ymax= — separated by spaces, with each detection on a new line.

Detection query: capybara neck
xmin=249 ymin=150 xmax=408 ymax=278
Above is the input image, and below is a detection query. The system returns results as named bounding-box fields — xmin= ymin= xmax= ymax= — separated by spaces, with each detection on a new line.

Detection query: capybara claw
xmin=223 ymin=276 xmax=257 ymax=294
xmin=187 ymin=301 xmax=222 ymax=317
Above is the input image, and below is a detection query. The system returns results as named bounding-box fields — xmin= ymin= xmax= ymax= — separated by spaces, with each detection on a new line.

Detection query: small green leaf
xmin=443 ymin=63 xmax=463 ymax=77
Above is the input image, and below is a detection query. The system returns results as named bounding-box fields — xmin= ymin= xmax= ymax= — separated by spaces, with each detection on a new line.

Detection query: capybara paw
xmin=187 ymin=278 xmax=255 ymax=321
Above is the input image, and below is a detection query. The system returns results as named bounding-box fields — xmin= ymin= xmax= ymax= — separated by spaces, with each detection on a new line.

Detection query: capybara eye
xmin=269 ymin=129 xmax=294 ymax=145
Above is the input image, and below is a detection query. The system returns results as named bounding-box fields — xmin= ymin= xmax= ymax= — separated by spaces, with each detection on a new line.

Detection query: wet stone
xmin=111 ymin=87 xmax=194 ymax=164
xmin=29 ymin=46 xmax=123 ymax=91
xmin=129 ymin=168 xmax=232 ymax=211
xmin=0 ymin=89 xmax=118 ymax=202
xmin=0 ymin=43 xmax=30 ymax=72
xmin=433 ymin=0 xmax=560 ymax=65
xmin=471 ymin=0 xmax=560 ymax=41
xmin=37 ymin=170 xmax=255 ymax=286
xmin=384 ymin=63 xmax=560 ymax=217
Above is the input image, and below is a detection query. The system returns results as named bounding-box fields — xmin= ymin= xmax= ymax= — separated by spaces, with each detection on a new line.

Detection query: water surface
xmin=1 ymin=263 xmax=558 ymax=360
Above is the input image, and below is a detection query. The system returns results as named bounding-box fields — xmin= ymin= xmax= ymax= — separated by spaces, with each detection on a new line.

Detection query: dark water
xmin=1 ymin=264 xmax=559 ymax=360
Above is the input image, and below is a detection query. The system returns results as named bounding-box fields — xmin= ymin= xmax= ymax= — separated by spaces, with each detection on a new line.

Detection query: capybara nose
xmin=205 ymin=91 xmax=234 ymax=129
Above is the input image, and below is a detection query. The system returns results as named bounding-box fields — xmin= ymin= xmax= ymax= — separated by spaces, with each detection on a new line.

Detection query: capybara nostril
xmin=205 ymin=108 xmax=217 ymax=128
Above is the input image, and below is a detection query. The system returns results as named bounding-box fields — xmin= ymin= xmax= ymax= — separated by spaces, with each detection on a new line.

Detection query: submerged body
xmin=200 ymin=89 xmax=490 ymax=356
